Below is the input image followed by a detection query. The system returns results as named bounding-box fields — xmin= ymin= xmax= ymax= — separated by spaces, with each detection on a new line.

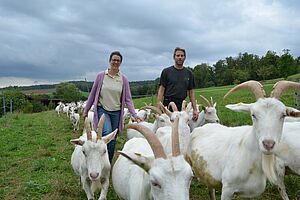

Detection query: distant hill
xmin=1 ymin=80 xmax=157 ymax=96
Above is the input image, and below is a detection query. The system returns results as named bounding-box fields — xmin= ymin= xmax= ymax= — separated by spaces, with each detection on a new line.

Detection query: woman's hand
xmin=134 ymin=116 xmax=143 ymax=123
xmin=83 ymin=112 xmax=88 ymax=120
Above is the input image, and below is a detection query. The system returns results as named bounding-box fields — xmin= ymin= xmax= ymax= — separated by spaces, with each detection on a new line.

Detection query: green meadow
xmin=0 ymin=83 xmax=299 ymax=199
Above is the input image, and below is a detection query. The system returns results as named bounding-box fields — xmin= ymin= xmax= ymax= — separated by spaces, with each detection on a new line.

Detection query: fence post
xmin=10 ymin=99 xmax=13 ymax=113
xmin=296 ymin=78 xmax=300 ymax=110
xmin=3 ymin=96 xmax=5 ymax=115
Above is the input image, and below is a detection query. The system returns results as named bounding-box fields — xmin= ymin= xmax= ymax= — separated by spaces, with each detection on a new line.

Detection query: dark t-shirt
xmin=159 ymin=65 xmax=195 ymax=110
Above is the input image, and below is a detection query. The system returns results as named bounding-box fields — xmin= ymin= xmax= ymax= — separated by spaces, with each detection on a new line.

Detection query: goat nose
xmin=90 ymin=172 xmax=99 ymax=180
xmin=262 ymin=140 xmax=275 ymax=151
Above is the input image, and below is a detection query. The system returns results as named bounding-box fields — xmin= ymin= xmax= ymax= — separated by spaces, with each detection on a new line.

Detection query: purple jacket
xmin=83 ymin=71 xmax=138 ymax=134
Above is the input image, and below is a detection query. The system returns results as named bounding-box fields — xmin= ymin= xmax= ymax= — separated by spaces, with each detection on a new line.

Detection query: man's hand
xmin=192 ymin=109 xmax=198 ymax=121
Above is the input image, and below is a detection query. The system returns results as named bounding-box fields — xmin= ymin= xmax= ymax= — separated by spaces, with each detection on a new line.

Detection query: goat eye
xmin=151 ymin=181 xmax=161 ymax=189
xmin=251 ymin=114 xmax=256 ymax=119
xmin=82 ymin=150 xmax=87 ymax=156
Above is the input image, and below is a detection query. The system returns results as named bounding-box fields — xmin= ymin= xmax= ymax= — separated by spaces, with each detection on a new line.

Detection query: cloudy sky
xmin=1 ymin=0 xmax=300 ymax=88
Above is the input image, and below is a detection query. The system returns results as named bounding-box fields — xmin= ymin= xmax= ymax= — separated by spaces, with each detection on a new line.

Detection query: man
xmin=156 ymin=47 xmax=198 ymax=120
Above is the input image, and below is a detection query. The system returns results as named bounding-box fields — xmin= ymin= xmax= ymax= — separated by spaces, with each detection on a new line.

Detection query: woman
xmin=83 ymin=51 xmax=142 ymax=163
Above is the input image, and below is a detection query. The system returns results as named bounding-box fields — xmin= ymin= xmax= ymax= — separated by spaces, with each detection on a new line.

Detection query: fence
xmin=1 ymin=96 xmax=13 ymax=116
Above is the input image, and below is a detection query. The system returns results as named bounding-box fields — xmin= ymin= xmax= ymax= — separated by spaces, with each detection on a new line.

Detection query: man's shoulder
xmin=163 ymin=65 xmax=175 ymax=72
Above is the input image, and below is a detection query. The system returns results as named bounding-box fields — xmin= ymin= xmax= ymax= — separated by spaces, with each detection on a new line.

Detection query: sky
xmin=1 ymin=0 xmax=300 ymax=88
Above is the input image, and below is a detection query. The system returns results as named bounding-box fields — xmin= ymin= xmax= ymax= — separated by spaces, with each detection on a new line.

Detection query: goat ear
xmin=213 ymin=102 xmax=217 ymax=107
xmin=70 ymin=139 xmax=84 ymax=146
xmin=286 ymin=107 xmax=300 ymax=117
xmin=225 ymin=103 xmax=251 ymax=113
xmin=118 ymin=151 xmax=154 ymax=172
xmin=102 ymin=129 xmax=118 ymax=144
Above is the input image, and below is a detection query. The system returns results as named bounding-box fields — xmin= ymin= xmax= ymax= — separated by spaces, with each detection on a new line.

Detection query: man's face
xmin=174 ymin=50 xmax=185 ymax=66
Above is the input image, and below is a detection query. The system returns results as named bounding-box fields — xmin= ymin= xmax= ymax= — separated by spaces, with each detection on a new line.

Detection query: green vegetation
xmin=53 ymin=82 xmax=82 ymax=103
xmin=1 ymin=83 xmax=299 ymax=199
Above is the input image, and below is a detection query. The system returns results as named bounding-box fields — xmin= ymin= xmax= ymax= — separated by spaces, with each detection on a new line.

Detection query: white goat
xmin=187 ymin=95 xmax=220 ymax=131
xmin=126 ymin=105 xmax=172 ymax=140
xmin=112 ymin=117 xmax=194 ymax=200
xmin=186 ymin=80 xmax=300 ymax=200
xmin=70 ymin=107 xmax=80 ymax=131
xmin=155 ymin=101 xmax=191 ymax=156
xmin=71 ymin=115 xmax=117 ymax=200
xmin=267 ymin=121 xmax=300 ymax=200
xmin=55 ymin=102 xmax=64 ymax=116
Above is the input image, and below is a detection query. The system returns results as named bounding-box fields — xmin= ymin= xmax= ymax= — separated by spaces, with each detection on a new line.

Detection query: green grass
xmin=0 ymin=82 xmax=300 ymax=199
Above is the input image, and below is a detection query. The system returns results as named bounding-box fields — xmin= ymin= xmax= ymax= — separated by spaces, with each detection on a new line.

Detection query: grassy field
xmin=0 ymin=83 xmax=300 ymax=200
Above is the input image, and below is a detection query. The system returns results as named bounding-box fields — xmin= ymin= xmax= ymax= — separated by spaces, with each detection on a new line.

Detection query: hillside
xmin=0 ymin=83 xmax=299 ymax=199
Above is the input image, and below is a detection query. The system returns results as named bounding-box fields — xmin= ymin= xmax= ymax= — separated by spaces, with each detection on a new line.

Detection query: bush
xmin=48 ymin=101 xmax=55 ymax=110
xmin=23 ymin=102 xmax=33 ymax=113
xmin=31 ymin=101 xmax=47 ymax=113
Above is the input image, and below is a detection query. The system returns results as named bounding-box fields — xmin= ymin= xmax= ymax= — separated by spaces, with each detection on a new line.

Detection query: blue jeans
xmin=97 ymin=106 xmax=120 ymax=163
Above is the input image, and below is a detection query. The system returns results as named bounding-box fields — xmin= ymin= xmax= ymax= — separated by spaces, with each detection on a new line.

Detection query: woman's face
xmin=110 ymin=55 xmax=122 ymax=70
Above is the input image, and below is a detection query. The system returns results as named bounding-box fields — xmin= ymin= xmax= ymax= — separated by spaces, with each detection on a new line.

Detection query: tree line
xmin=192 ymin=49 xmax=300 ymax=88
xmin=128 ymin=49 xmax=300 ymax=94
xmin=1 ymin=49 xmax=300 ymax=116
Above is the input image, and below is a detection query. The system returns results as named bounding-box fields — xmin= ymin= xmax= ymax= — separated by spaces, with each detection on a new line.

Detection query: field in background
xmin=0 ymin=83 xmax=300 ymax=199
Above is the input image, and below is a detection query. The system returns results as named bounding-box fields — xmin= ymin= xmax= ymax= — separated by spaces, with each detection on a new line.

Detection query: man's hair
xmin=173 ymin=47 xmax=186 ymax=58
xmin=109 ymin=51 xmax=123 ymax=62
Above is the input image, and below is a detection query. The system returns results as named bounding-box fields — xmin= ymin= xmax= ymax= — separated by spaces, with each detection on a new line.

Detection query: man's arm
xmin=188 ymin=89 xmax=198 ymax=120
xmin=156 ymin=85 xmax=165 ymax=109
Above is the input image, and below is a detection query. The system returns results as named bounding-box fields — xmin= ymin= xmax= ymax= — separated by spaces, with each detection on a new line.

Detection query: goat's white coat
xmin=156 ymin=109 xmax=191 ymax=155
xmin=187 ymin=98 xmax=296 ymax=199
xmin=187 ymin=102 xmax=220 ymax=131
xmin=112 ymin=137 xmax=193 ymax=200
xmin=126 ymin=113 xmax=172 ymax=140
xmin=71 ymin=130 xmax=117 ymax=200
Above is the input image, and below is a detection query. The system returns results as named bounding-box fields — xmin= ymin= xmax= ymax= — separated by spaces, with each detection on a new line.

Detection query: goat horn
xmin=168 ymin=102 xmax=178 ymax=111
xmin=160 ymin=102 xmax=172 ymax=117
xmin=126 ymin=124 xmax=167 ymax=159
xmin=210 ymin=97 xmax=214 ymax=105
xmin=172 ymin=116 xmax=180 ymax=157
xmin=224 ymin=80 xmax=266 ymax=100
xmin=199 ymin=95 xmax=212 ymax=107
xmin=140 ymin=105 xmax=162 ymax=115
xmin=181 ymin=100 xmax=187 ymax=111
xmin=84 ymin=118 xmax=92 ymax=141
xmin=271 ymin=80 xmax=300 ymax=99
xmin=96 ymin=114 xmax=105 ymax=140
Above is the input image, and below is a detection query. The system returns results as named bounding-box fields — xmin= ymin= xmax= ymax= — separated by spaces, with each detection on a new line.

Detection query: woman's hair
xmin=109 ymin=51 xmax=123 ymax=62
xmin=173 ymin=47 xmax=186 ymax=58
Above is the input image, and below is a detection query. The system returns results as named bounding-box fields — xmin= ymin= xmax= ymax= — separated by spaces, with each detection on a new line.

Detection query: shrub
xmin=23 ymin=102 xmax=33 ymax=113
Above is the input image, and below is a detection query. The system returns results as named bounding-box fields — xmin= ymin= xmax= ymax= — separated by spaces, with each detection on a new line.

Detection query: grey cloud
xmin=0 ymin=0 xmax=300 ymax=87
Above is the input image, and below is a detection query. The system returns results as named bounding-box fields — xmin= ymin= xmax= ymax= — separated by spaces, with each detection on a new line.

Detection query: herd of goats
xmin=55 ymin=80 xmax=300 ymax=200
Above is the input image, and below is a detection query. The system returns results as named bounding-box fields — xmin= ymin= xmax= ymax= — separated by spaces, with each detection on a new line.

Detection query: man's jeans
xmin=97 ymin=106 xmax=120 ymax=163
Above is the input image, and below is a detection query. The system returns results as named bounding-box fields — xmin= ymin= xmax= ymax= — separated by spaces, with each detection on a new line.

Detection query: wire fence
xmin=1 ymin=97 xmax=13 ymax=116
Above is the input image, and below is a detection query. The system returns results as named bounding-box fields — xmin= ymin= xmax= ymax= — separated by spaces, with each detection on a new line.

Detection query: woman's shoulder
xmin=121 ymin=73 xmax=129 ymax=81
xmin=94 ymin=71 xmax=105 ymax=79
xmin=97 ymin=71 xmax=105 ymax=76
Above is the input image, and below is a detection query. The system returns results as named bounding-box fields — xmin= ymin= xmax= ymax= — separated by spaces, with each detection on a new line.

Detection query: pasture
xmin=0 ymin=83 xmax=299 ymax=199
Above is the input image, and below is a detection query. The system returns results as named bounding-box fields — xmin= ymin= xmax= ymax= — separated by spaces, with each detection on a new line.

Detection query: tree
xmin=193 ymin=63 xmax=215 ymax=88
xmin=0 ymin=88 xmax=28 ymax=116
xmin=54 ymin=82 xmax=82 ymax=103
xmin=279 ymin=49 xmax=297 ymax=78
xmin=259 ymin=51 xmax=280 ymax=80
